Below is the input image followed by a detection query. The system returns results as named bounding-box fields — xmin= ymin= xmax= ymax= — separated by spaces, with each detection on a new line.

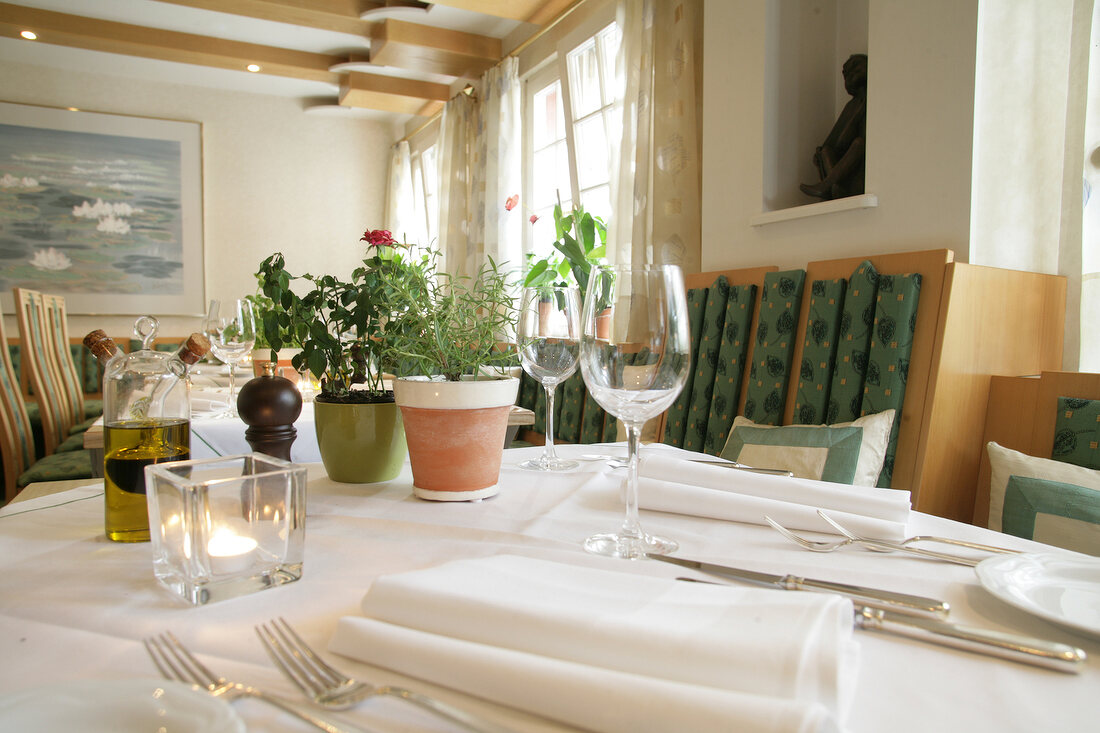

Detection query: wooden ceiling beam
xmin=153 ymin=0 xmax=373 ymax=37
xmin=339 ymin=71 xmax=448 ymax=115
xmin=425 ymin=0 xmax=575 ymax=25
xmin=0 ymin=3 xmax=345 ymax=84
xmin=370 ymin=19 xmax=499 ymax=78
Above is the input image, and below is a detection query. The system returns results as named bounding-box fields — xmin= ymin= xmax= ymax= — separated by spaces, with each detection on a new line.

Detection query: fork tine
xmin=256 ymin=621 xmax=325 ymax=697
xmin=163 ymin=631 xmax=224 ymax=688
xmin=272 ymin=617 xmax=349 ymax=686
xmin=817 ymin=510 xmax=856 ymax=538
xmin=764 ymin=515 xmax=819 ymax=549
xmin=145 ymin=633 xmax=208 ymax=688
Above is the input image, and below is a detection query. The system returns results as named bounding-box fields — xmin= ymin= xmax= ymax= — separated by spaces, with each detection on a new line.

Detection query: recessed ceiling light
xmin=20 ymin=30 xmax=37 ymax=40
xmin=67 ymin=107 xmax=79 ymax=112
xmin=246 ymin=64 xmax=261 ymax=73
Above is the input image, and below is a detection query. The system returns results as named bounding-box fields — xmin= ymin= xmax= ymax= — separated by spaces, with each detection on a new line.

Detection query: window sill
xmin=750 ymin=193 xmax=878 ymax=227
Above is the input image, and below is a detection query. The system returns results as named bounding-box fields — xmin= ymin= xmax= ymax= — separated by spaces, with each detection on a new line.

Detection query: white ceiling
xmin=0 ymin=0 xmax=537 ymax=122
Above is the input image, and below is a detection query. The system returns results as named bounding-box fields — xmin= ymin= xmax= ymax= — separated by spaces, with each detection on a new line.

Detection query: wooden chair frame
xmin=13 ymin=288 xmax=74 ymax=454
xmin=42 ymin=292 xmax=86 ymax=427
xmin=0 ymin=299 xmax=39 ymax=502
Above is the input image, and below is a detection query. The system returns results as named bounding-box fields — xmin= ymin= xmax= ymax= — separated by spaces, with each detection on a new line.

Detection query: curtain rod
xmin=395 ymin=0 xmax=590 ymax=146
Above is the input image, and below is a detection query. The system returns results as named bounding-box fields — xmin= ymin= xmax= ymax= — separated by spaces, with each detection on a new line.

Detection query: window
xmin=522 ymin=20 xmax=620 ymax=263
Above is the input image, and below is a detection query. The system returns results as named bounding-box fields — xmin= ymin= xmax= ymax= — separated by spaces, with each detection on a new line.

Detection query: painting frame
xmin=0 ymin=101 xmax=204 ymax=315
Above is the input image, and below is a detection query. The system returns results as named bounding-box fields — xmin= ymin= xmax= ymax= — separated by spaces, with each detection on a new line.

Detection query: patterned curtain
xmin=610 ymin=0 xmax=703 ymax=273
xmin=475 ymin=57 xmax=523 ymax=277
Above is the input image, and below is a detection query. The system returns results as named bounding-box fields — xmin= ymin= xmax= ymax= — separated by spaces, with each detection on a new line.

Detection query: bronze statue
xmin=801 ymin=54 xmax=867 ymax=200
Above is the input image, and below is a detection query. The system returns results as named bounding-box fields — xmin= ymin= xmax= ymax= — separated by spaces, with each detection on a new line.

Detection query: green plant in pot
xmin=383 ymin=252 xmax=520 ymax=501
xmin=256 ymin=229 xmax=428 ymax=483
xmin=524 ymin=200 xmax=610 ymax=307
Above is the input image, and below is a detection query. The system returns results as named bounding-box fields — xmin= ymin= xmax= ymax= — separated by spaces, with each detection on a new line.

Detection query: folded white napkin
xmin=189 ymin=389 xmax=230 ymax=416
xmin=637 ymin=452 xmax=910 ymax=539
xmin=329 ymin=555 xmax=857 ymax=733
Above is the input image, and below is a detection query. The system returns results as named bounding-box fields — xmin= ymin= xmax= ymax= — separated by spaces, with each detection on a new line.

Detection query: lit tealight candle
xmin=207 ymin=527 xmax=258 ymax=575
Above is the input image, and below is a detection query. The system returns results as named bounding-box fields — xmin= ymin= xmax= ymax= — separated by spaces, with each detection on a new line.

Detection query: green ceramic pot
xmin=313 ymin=397 xmax=406 ymax=483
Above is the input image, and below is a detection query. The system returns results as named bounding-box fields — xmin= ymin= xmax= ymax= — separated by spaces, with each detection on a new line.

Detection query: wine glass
xmin=203 ymin=298 xmax=256 ymax=418
xmin=579 ymin=265 xmax=691 ymax=558
xmin=517 ymin=285 xmax=582 ymax=471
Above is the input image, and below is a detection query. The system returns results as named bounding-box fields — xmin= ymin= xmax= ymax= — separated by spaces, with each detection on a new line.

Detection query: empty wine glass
xmin=517 ymin=285 xmax=582 ymax=471
xmin=579 ymin=265 xmax=691 ymax=558
xmin=202 ymin=298 xmax=256 ymax=418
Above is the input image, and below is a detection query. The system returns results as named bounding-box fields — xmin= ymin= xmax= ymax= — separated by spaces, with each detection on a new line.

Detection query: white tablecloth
xmin=1 ymin=444 xmax=1097 ymax=732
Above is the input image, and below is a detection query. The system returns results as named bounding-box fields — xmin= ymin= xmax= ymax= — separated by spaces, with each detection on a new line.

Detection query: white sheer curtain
xmin=971 ymin=0 xmax=1097 ymax=371
xmin=609 ymin=0 xmax=702 ymax=272
xmin=476 ymin=57 xmax=523 ymax=275
xmin=435 ymin=93 xmax=477 ymax=278
xmin=385 ymin=140 xmax=421 ymax=246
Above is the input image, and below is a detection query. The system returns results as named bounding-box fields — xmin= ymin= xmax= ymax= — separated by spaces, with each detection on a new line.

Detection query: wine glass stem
xmin=620 ymin=421 xmax=643 ymax=541
xmin=542 ymin=383 xmax=558 ymax=462
xmin=227 ymin=362 xmax=237 ymax=411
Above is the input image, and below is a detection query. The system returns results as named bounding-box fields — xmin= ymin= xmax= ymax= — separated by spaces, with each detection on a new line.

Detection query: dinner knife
xmin=651 ymin=554 xmax=949 ymax=618
xmin=689 ymin=459 xmax=794 ymax=477
xmin=852 ymin=605 xmax=1086 ymax=674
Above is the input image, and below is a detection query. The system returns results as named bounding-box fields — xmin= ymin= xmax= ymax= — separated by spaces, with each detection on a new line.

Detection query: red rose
xmin=505 ymin=194 xmax=519 ymax=211
xmin=529 ymin=214 xmax=539 ymax=224
xmin=361 ymin=229 xmax=396 ymax=247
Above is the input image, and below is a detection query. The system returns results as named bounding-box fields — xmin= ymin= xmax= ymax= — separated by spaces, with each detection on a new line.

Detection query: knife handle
xmin=853 ymin=606 xmax=1086 ymax=673
xmin=788 ymin=575 xmax=949 ymax=619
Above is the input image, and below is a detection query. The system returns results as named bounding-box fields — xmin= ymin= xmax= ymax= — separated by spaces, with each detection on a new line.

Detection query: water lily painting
xmin=0 ymin=102 xmax=204 ymax=315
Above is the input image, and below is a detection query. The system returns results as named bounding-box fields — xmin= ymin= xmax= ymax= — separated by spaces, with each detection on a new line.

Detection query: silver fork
xmin=256 ymin=618 xmax=516 ymax=733
xmin=816 ymin=510 xmax=1020 ymax=557
xmin=145 ymin=631 xmax=370 ymax=733
xmin=763 ymin=515 xmax=982 ymax=566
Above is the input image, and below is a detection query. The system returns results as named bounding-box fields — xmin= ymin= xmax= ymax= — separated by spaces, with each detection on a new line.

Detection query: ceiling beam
xmin=370 ymin=19 xmax=500 ymax=78
xmin=339 ymin=71 xmax=448 ymax=115
xmin=153 ymin=0 xmax=374 ymax=37
xmin=0 ymin=3 xmax=345 ymax=84
xmin=426 ymin=0 xmax=575 ymax=25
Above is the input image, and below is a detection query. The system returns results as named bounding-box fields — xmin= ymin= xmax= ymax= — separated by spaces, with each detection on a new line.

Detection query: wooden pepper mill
xmin=236 ymin=361 xmax=303 ymax=461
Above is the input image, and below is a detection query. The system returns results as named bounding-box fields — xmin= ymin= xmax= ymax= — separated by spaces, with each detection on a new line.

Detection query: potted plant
xmin=256 ymin=229 xmax=427 ymax=483
xmin=382 ymin=252 xmax=519 ymax=501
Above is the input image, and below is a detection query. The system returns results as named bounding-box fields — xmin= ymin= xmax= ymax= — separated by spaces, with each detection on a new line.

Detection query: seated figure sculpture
xmin=801 ymin=54 xmax=867 ymax=200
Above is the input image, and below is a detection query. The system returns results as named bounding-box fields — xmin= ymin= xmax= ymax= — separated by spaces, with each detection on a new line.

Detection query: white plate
xmin=0 ymin=679 xmax=244 ymax=733
xmin=976 ymin=552 xmax=1100 ymax=638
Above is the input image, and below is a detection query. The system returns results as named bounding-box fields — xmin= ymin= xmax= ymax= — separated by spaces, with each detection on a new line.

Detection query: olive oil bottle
xmin=103 ymin=418 xmax=190 ymax=542
xmin=86 ymin=322 xmax=209 ymax=543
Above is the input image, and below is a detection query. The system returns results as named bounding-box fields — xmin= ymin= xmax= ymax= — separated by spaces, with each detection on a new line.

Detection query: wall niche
xmin=761 ymin=0 xmax=869 ymax=215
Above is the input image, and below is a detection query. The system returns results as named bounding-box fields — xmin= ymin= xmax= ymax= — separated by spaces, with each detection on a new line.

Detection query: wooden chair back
xmin=41 ymin=293 xmax=86 ymax=426
xmin=0 ymin=298 xmax=38 ymax=502
xmin=13 ymin=288 xmax=73 ymax=454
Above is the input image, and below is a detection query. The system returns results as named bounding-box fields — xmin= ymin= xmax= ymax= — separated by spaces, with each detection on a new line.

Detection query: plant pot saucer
xmin=413 ymin=484 xmax=499 ymax=501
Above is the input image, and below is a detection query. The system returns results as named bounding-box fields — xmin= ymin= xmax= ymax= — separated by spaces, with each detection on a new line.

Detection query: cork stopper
xmin=83 ymin=329 xmax=117 ymax=363
xmin=178 ymin=332 xmax=211 ymax=365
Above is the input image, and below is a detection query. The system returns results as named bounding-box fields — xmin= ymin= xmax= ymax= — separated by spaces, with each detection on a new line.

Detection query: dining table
xmin=1 ymin=442 xmax=1097 ymax=732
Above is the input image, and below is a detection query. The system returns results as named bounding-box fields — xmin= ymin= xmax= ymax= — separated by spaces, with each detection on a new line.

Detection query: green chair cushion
xmin=1052 ymin=396 xmax=1100 ymax=469
xmin=1002 ymin=475 xmax=1100 ymax=555
xmin=56 ymin=432 xmax=87 ymax=453
xmin=17 ymin=449 xmax=95 ymax=488
xmin=743 ymin=270 xmax=806 ymax=426
xmin=683 ymin=277 xmax=731 ymax=453
xmin=860 ymin=273 xmax=921 ymax=486
xmin=794 ymin=278 xmax=847 ymax=425
xmin=703 ymin=283 xmax=757 ymax=455
xmin=830 ymin=261 xmax=879 ymax=423
xmin=663 ymin=286 xmax=709 ymax=447
xmin=557 ymin=372 xmax=585 ymax=443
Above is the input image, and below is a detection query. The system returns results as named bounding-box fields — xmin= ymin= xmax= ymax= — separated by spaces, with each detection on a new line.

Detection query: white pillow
xmin=986 ymin=441 xmax=1100 ymax=533
xmin=720 ymin=409 xmax=894 ymax=486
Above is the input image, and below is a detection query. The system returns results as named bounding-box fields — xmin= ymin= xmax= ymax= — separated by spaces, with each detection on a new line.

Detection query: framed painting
xmin=0 ymin=101 xmax=204 ymax=315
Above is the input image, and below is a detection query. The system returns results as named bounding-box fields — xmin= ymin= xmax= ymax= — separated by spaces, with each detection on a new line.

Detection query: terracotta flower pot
xmin=393 ymin=376 xmax=519 ymax=501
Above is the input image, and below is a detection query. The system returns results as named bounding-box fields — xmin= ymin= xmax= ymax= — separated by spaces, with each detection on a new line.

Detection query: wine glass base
xmin=583 ymin=532 xmax=678 ymax=560
xmin=519 ymin=456 xmax=579 ymax=471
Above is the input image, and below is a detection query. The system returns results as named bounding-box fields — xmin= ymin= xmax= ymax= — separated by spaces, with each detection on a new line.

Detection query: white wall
xmin=703 ymin=0 xmax=980 ymax=270
xmin=0 ymin=59 xmax=394 ymax=342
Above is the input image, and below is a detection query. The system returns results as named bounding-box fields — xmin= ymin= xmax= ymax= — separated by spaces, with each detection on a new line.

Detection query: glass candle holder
xmin=145 ymin=453 xmax=306 ymax=605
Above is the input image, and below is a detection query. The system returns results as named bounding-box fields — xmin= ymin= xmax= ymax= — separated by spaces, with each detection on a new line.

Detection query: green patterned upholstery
xmin=1052 ymin=397 xmax=1100 ymax=469
xmin=743 ymin=270 xmax=806 ymax=426
xmin=794 ymin=278 xmax=847 ymax=425
xmin=682 ymin=278 xmax=731 ymax=453
xmin=830 ymin=261 xmax=879 ymax=423
xmin=580 ymin=390 xmax=609 ymax=443
xmin=702 ymin=283 xmax=757 ymax=455
xmin=557 ymin=372 xmax=586 ymax=443
xmin=859 ymin=273 xmax=921 ymax=486
xmin=517 ymin=371 xmax=539 ymax=411
xmin=1001 ymin=475 xmax=1100 ymax=553
xmin=16 ymin=448 xmax=95 ymax=488
xmin=663 ymin=286 xmax=709 ymax=447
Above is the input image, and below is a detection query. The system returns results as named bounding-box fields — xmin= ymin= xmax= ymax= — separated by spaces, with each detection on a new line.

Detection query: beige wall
xmin=702 ymin=0 xmax=980 ymax=270
xmin=0 ymin=59 xmax=394 ymax=342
